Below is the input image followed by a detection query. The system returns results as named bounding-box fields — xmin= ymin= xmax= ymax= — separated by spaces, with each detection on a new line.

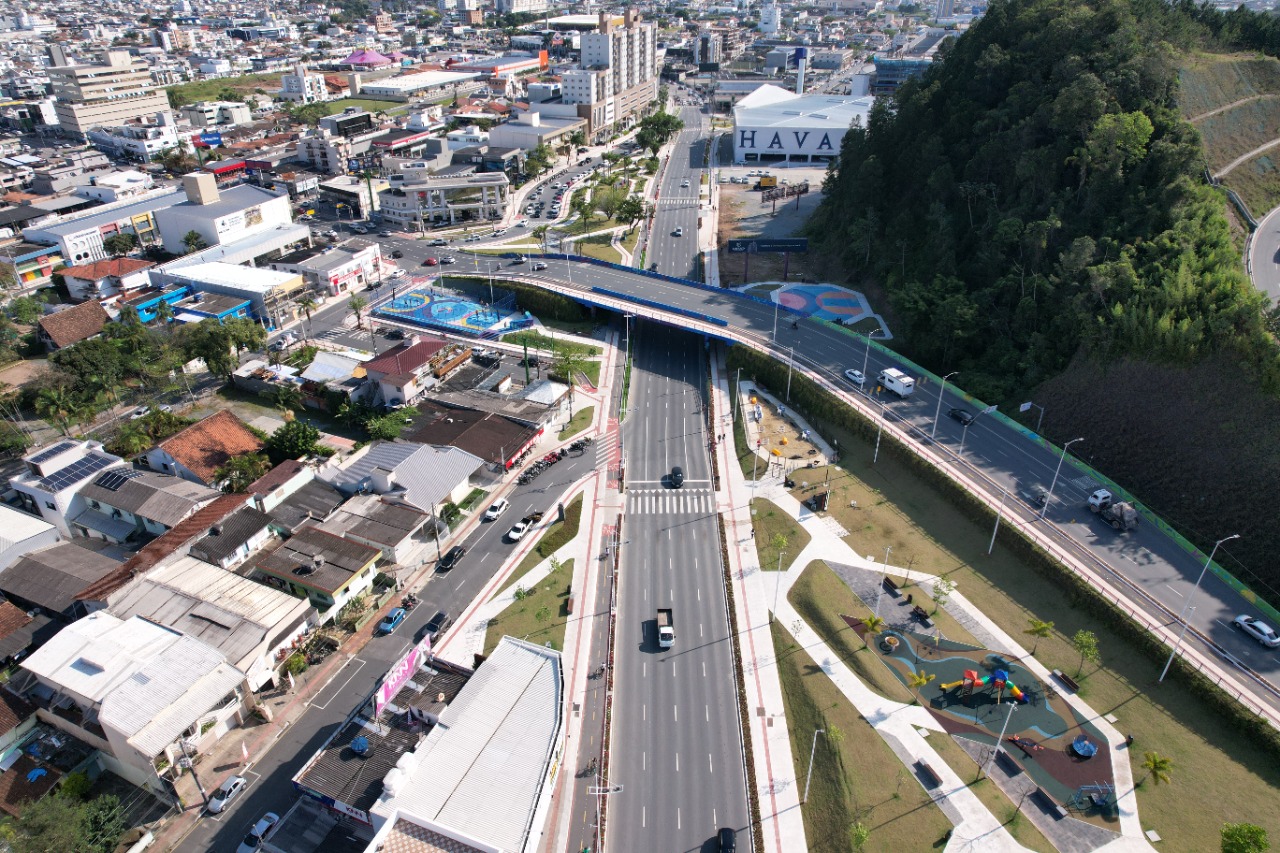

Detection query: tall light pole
xmin=873 ymin=401 xmax=886 ymax=464
xmin=981 ymin=703 xmax=1016 ymax=780
xmin=1041 ymin=437 xmax=1084 ymax=519
xmin=772 ymin=299 xmax=780 ymax=343
xmin=1159 ymin=533 xmax=1239 ymax=682
xmin=861 ymin=327 xmax=882 ymax=383
xmin=786 ymin=346 xmax=794 ymax=401
xmin=802 ymin=728 xmax=825 ymax=804
xmin=931 ymin=371 xmax=959 ymax=441
xmin=874 ymin=545 xmax=892 ymax=618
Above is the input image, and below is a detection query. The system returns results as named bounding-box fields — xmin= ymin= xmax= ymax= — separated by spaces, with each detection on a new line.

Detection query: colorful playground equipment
xmin=939 ymin=669 xmax=1031 ymax=704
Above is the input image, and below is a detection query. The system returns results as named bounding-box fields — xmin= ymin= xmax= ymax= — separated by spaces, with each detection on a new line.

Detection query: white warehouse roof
xmin=167 ymin=261 xmax=300 ymax=295
xmin=361 ymin=71 xmax=480 ymax=94
xmin=734 ymin=85 xmax=875 ymax=130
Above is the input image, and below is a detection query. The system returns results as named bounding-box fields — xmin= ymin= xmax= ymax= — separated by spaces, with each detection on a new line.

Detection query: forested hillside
xmin=807 ymin=0 xmax=1280 ymax=596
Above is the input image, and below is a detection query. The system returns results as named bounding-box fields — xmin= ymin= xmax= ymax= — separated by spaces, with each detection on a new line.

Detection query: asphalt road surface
xmin=609 ymin=323 xmax=750 ymax=851
xmin=1247 ymin=202 xmax=1280 ymax=305
xmin=176 ymin=445 xmax=603 ymax=853
xmin=649 ymin=105 xmax=711 ymax=279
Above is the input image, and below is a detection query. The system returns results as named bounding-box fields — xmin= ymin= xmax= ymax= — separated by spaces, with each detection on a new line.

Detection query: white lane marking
xmin=674 ymin=704 xmax=678 ymax=723
xmin=1166 ymin=585 xmax=1184 ymax=597
xmin=709 ymin=753 xmax=714 ymax=774
xmin=706 ymin=704 xmax=710 ymax=721
xmin=677 ymin=807 xmax=682 ymax=829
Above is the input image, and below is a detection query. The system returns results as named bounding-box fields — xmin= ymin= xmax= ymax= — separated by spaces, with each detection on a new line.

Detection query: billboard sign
xmin=373 ymin=636 xmax=431 ymax=717
xmin=726 ymin=238 xmax=809 ymax=254
xmin=199 ymin=131 xmax=223 ymax=147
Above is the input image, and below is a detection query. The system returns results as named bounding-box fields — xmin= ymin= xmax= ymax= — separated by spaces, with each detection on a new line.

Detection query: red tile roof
xmin=248 ymin=458 xmax=306 ymax=495
xmin=37 ymin=301 xmax=109 ymax=349
xmin=59 ymin=257 xmax=154 ymax=281
xmin=0 ymin=689 xmax=35 ymax=739
xmin=76 ymin=493 xmax=250 ymax=602
xmin=158 ymin=411 xmax=266 ymax=483
xmin=0 ymin=602 xmax=30 ymax=640
xmin=364 ymin=338 xmax=447 ymax=378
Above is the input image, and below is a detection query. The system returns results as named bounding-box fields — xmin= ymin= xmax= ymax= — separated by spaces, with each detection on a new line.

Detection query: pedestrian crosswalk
xmin=625 ymin=488 xmax=715 ymax=516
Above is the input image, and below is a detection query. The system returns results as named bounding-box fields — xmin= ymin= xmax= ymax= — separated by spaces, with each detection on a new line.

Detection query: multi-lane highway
xmin=649 ymin=104 xmax=712 ymax=279
xmin=609 ymin=323 xmax=750 ymax=850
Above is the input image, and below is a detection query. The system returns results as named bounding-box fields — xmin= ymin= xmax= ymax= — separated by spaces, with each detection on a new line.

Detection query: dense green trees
xmin=806 ymin=0 xmax=1280 ymax=401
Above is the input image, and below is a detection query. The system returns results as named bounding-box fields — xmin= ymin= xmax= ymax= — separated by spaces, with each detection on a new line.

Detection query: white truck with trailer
xmin=878 ymin=368 xmax=916 ymax=397
xmin=656 ymin=608 xmax=675 ymax=649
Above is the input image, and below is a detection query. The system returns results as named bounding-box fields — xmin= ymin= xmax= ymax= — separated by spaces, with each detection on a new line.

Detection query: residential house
xmin=248 ymin=459 xmax=315 ymax=514
xmin=317 ymin=441 xmax=484 ymax=515
xmin=142 ymin=411 xmax=266 ymax=487
xmin=249 ymin=460 xmax=346 ymax=535
xmin=74 ymin=469 xmax=222 ymax=544
xmin=0 ymin=686 xmax=37 ymax=765
xmin=186 ymin=505 xmax=274 ymax=570
xmin=0 ymin=505 xmax=61 ymax=573
xmin=0 ymin=601 xmax=56 ymax=669
xmin=14 ymin=612 xmax=249 ymax=798
xmin=361 ymin=336 xmax=450 ymax=407
xmin=298 ymin=351 xmax=368 ymax=406
xmin=35 ymin=301 xmax=110 ymax=352
xmin=243 ymin=525 xmax=381 ymax=619
xmin=10 ymin=441 xmax=127 ymax=537
xmin=405 ymin=400 xmax=543 ymax=471
xmin=107 ymin=556 xmax=313 ymax=690
xmin=320 ymin=494 xmax=430 ymax=564
xmin=59 ymin=257 xmax=155 ymax=305
xmin=0 ymin=541 xmax=123 ymax=622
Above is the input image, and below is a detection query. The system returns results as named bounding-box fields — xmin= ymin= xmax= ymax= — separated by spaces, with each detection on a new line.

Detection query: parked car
xmin=377 ymin=607 xmax=407 ymax=635
xmin=1233 ymin=614 xmax=1280 ymax=648
xmin=237 ymin=812 xmax=280 ymax=853
xmin=439 ymin=545 xmax=466 ymax=571
xmin=948 ymin=407 xmax=976 ymax=426
xmin=208 ymin=775 xmax=246 ymax=814
xmin=843 ymin=368 xmax=866 ymax=387
xmin=484 ymin=498 xmax=510 ymax=521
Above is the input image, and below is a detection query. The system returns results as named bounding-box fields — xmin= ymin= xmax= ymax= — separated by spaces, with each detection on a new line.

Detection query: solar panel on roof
xmin=94 ymin=469 xmax=144 ymax=492
xmin=39 ymin=454 xmax=118 ymax=491
xmin=29 ymin=441 xmax=75 ymax=465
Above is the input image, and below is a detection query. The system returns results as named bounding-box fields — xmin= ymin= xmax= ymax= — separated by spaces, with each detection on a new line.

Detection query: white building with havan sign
xmin=732 ymin=85 xmax=874 ymax=164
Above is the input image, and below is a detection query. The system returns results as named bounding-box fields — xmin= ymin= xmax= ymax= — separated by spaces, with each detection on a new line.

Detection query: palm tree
xmin=154 ymin=299 xmax=174 ymax=328
xmin=861 ymin=614 xmax=886 ymax=649
xmin=553 ymin=348 xmax=588 ymax=413
xmin=274 ymin=384 xmax=303 ymax=413
xmin=215 ymin=453 xmax=271 ymax=493
xmin=1139 ymin=751 xmax=1173 ymax=787
xmin=347 ymin=295 xmax=369 ymax=328
xmin=110 ymin=423 xmax=153 ymax=457
xmin=36 ymin=386 xmax=75 ymax=435
xmin=297 ymin=295 xmax=318 ymax=341
xmin=1024 ymin=619 xmax=1054 ymax=655
xmin=906 ymin=670 xmax=936 ymax=703
xmin=182 ymin=230 xmax=208 ymax=254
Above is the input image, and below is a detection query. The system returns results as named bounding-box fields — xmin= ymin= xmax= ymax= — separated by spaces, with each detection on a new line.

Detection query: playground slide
xmin=939 ymin=680 xmax=966 ymax=691
xmin=1008 ymin=684 xmax=1028 ymax=703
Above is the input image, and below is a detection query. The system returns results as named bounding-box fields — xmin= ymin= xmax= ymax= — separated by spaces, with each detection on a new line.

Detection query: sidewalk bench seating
xmin=883 ymin=576 xmax=901 ymax=597
xmin=1034 ymin=787 xmax=1069 ymax=819
xmin=914 ymin=759 xmax=943 ymax=789
xmin=1052 ymin=669 xmax=1081 ymax=692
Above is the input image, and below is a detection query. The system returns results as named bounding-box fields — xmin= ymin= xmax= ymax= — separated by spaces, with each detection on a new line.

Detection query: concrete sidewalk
xmin=726 ymin=371 xmax=1156 ymax=852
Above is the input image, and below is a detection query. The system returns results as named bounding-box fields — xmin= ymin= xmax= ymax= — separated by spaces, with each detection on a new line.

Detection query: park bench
xmin=882 ymin=576 xmax=901 ymax=597
xmin=914 ymin=760 xmax=943 ymax=789
xmin=1033 ymin=787 xmax=1069 ymax=818
xmin=1052 ymin=669 xmax=1081 ymax=692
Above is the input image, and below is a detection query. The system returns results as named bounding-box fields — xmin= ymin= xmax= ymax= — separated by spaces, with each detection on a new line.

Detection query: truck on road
xmin=878 ymin=368 xmax=916 ymax=397
xmin=1087 ymin=489 xmax=1139 ymax=531
xmin=656 ymin=608 xmax=675 ymax=648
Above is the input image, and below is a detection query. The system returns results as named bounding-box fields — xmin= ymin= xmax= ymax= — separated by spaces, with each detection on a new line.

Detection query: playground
xmin=372 ymin=279 xmax=530 ymax=336
xmin=848 ymin=619 xmax=1121 ymax=831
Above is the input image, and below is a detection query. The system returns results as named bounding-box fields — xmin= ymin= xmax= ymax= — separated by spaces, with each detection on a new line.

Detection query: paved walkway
xmin=725 ymin=373 xmax=1156 ymax=853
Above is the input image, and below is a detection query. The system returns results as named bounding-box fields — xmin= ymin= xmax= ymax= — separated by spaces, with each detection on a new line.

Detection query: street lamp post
xmin=861 ymin=327 xmax=882 ymax=388
xmin=874 ymin=545 xmax=892 ymax=618
xmin=873 ymin=401 xmax=886 ymax=464
xmin=1041 ymin=437 xmax=1084 ymax=519
xmin=772 ymin=299 xmax=780 ymax=343
xmin=786 ymin=346 xmax=794 ymax=401
xmin=1159 ymin=533 xmax=1239 ymax=682
xmin=802 ymin=728 xmax=826 ymax=804
xmin=988 ymin=489 xmax=1008 ymax=555
xmin=981 ymin=703 xmax=1017 ymax=780
xmin=931 ymin=371 xmax=959 ymax=441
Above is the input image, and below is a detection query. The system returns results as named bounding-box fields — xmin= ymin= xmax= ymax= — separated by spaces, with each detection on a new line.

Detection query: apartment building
xmin=179 ymin=101 xmax=254 ymax=128
xmin=279 ymin=63 xmax=328 ymax=104
xmin=378 ymin=171 xmax=511 ymax=230
xmin=563 ymin=11 xmax=658 ymax=133
xmin=496 ymin=0 xmax=549 ymax=13
xmin=46 ymin=48 xmax=171 ymax=140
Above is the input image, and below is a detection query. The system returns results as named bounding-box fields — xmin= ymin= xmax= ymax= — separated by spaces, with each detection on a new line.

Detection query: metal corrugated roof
xmin=19 ymin=612 xmax=182 ymax=703
xmin=319 ymin=442 xmax=484 ymax=514
xmin=374 ymin=638 xmax=561 ymax=852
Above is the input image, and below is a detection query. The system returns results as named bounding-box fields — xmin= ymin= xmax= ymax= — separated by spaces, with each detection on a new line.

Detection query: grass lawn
xmin=771 ymin=621 xmax=953 ymax=852
xmin=730 ymin=375 xmax=757 ymax=478
xmin=483 ymin=558 xmax=574 ymax=655
xmin=502 ymin=495 xmax=584 ymax=592
xmin=165 ymin=72 xmax=280 ymax=103
xmin=574 ymin=233 xmax=622 ymax=264
xmin=540 ymin=317 xmax=598 ymax=336
xmin=502 ymin=330 xmax=601 ymax=358
xmin=783 ymin=424 xmax=1280 ymax=849
xmin=322 ymin=98 xmax=402 ymax=115
xmin=751 ymin=498 xmax=811 ymax=570
xmin=788 ymin=561 xmax=914 ymax=703
xmin=559 ymin=405 xmax=594 ymax=440
xmin=619 ymin=226 xmax=640 ymax=258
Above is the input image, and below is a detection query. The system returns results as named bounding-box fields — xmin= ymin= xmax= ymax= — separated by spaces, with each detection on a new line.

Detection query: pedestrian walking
xmin=750 ymin=528 xmax=755 ymax=538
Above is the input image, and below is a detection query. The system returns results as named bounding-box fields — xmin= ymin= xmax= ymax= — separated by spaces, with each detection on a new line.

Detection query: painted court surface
xmin=773 ymin=283 xmax=872 ymax=324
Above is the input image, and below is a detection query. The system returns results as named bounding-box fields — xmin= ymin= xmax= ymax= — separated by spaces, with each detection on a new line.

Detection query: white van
xmin=878 ymin=368 xmax=916 ymax=397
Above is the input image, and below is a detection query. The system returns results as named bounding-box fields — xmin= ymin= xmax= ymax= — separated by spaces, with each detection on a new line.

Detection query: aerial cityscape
xmin=0 ymin=0 xmax=1275 ymax=851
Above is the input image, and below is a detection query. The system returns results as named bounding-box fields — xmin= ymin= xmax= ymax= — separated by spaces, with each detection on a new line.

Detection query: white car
xmin=532 ymin=262 xmax=548 ymax=271
xmin=674 ymin=227 xmax=684 ymax=237
xmin=484 ymin=498 xmax=509 ymax=521
xmin=237 ymin=812 xmax=280 ymax=853
xmin=843 ymin=369 xmax=866 ymax=387
xmin=208 ymin=775 xmax=246 ymax=814
xmin=507 ymin=518 xmax=532 ymax=542
xmin=1233 ymin=615 xmax=1280 ymax=648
